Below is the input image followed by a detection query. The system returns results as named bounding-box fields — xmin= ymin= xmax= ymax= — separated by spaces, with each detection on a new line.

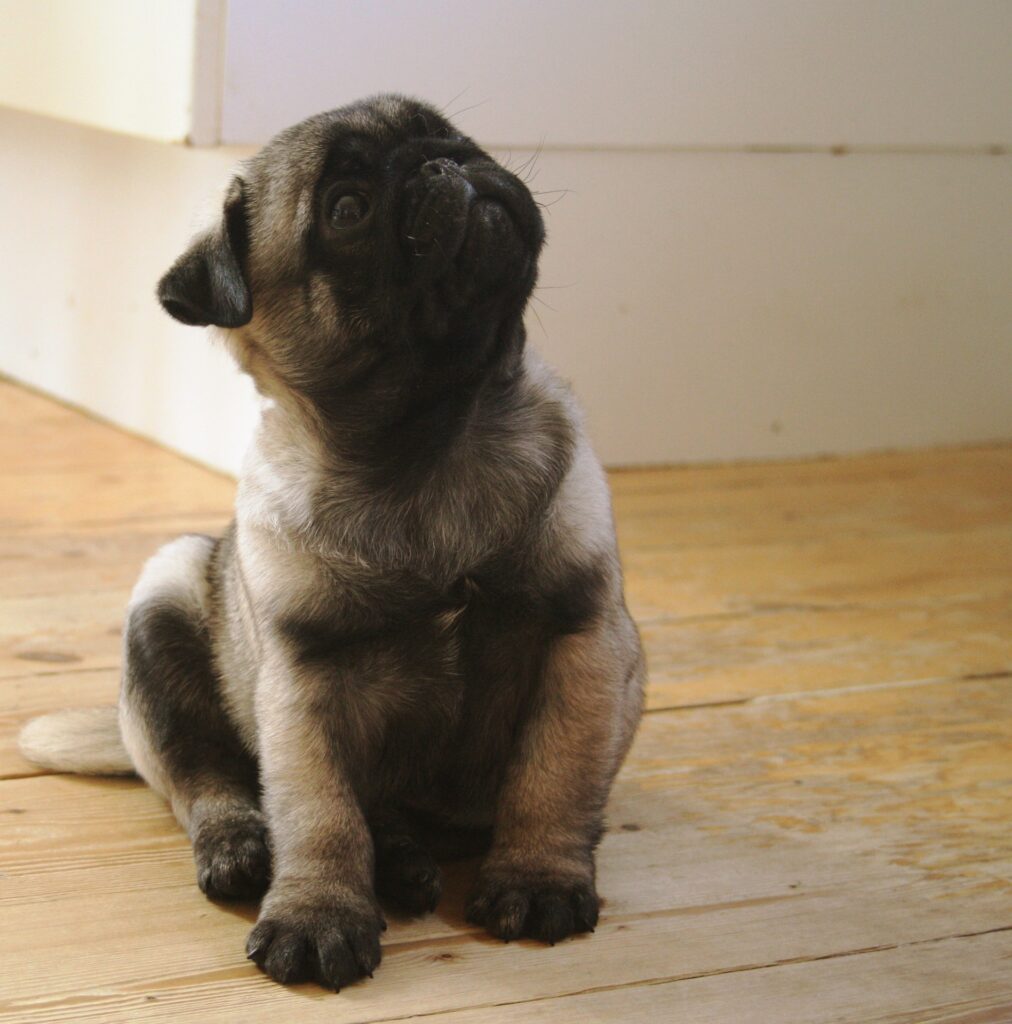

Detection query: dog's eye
xmin=329 ymin=193 xmax=369 ymax=228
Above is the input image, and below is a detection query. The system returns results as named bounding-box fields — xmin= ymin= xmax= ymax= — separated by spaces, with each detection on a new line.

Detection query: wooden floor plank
xmin=0 ymin=589 xmax=126 ymax=681
xmin=0 ymin=471 xmax=233 ymax=536
xmin=643 ymin=596 xmax=1012 ymax=709
xmin=611 ymin=444 xmax=1012 ymax=549
xmin=356 ymin=931 xmax=1012 ymax=1024
xmin=0 ymin=530 xmax=229 ymax=601
xmin=0 ymin=669 xmax=118 ymax=777
xmin=624 ymin=524 xmax=1012 ymax=621
xmin=0 ymin=384 xmax=149 ymax=471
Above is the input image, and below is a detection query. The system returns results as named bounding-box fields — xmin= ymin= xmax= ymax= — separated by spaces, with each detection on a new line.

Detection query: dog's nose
xmin=420 ymin=157 xmax=459 ymax=179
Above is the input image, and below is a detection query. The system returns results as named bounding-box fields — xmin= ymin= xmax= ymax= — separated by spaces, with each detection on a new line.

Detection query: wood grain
xmin=1 ymin=378 xmax=1010 ymax=1021
xmin=643 ymin=596 xmax=1012 ymax=709
xmin=356 ymin=931 xmax=1012 ymax=1024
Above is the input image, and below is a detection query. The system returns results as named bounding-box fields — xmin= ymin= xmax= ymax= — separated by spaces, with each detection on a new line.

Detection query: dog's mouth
xmin=404 ymin=159 xmax=532 ymax=291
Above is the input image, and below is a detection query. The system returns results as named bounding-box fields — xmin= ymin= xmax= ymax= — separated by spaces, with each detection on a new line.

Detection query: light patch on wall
xmin=0 ymin=0 xmax=199 ymax=142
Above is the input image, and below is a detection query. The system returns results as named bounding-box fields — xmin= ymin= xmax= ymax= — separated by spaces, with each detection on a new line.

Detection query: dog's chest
xmin=278 ymin=564 xmax=550 ymax=780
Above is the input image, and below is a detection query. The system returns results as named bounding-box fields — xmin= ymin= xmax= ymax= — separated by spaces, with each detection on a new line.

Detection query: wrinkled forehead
xmin=242 ymin=96 xmax=458 ymax=252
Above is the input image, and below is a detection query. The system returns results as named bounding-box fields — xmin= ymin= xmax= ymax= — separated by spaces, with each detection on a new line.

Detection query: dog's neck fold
xmin=242 ymin=312 xmax=530 ymax=477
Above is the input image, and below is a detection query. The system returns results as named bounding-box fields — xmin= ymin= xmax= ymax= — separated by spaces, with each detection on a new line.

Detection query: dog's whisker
xmin=535 ymin=194 xmax=569 ymax=209
xmin=528 ymin=302 xmax=548 ymax=334
xmin=438 ymin=87 xmax=471 ymax=118
xmin=442 ymin=97 xmax=490 ymax=122
xmin=514 ymin=138 xmax=546 ymax=184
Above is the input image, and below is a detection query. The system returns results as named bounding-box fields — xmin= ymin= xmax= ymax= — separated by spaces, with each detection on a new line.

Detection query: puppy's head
xmin=158 ymin=95 xmax=545 ymax=411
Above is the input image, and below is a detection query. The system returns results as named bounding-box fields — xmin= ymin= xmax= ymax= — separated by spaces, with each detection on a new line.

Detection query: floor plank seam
xmin=622 ymin=523 xmax=1012 ymax=560
xmin=643 ymin=697 xmax=751 ymax=714
xmin=562 ymin=925 xmax=1012 ymax=1004
xmin=342 ymin=925 xmax=1012 ymax=1024
xmin=634 ymin=590 xmax=1012 ymax=629
xmin=752 ymin=670 xmax=1012 ymax=704
xmin=351 ymin=976 xmax=681 ymax=1024
xmin=603 ymin=440 xmax=1012 ymax=477
xmin=904 ymin=924 xmax=1012 ymax=946
xmin=0 ymin=768 xmax=77 ymax=782
xmin=643 ymin=668 xmax=1012 ymax=716
xmin=0 ymin=665 xmax=119 ymax=682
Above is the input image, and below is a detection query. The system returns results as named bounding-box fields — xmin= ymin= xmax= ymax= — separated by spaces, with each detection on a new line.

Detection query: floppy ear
xmin=157 ymin=177 xmax=252 ymax=328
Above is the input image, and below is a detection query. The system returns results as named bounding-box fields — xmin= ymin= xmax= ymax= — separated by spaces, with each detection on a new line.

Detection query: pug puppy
xmin=19 ymin=94 xmax=645 ymax=989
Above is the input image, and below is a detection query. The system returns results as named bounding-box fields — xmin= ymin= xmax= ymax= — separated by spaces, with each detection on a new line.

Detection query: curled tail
xmin=18 ymin=707 xmax=135 ymax=775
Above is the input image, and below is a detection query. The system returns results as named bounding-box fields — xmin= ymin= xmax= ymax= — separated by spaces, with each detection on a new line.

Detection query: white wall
xmin=529 ymin=147 xmax=1012 ymax=463
xmin=0 ymin=106 xmax=259 ymax=476
xmin=0 ymin=2 xmax=1009 ymax=474
xmin=0 ymin=0 xmax=202 ymax=142
xmin=4 ymin=1 xmax=1009 ymax=149
xmin=219 ymin=0 xmax=1012 ymax=148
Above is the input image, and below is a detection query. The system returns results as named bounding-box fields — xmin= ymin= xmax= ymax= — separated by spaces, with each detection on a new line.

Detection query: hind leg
xmin=369 ymin=810 xmax=442 ymax=916
xmin=120 ymin=535 xmax=270 ymax=900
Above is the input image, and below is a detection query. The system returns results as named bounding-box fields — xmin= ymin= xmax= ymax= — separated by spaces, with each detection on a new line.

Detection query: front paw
xmin=193 ymin=812 xmax=271 ymax=901
xmin=246 ymin=887 xmax=385 ymax=989
xmin=466 ymin=869 xmax=599 ymax=944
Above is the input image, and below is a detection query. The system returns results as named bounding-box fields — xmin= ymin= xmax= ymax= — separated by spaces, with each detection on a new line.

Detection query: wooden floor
xmin=1 ymin=378 xmax=1010 ymax=1023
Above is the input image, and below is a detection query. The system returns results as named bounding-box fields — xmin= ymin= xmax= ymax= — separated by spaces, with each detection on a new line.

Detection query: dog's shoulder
xmin=522 ymin=352 xmax=619 ymax=568
xmin=235 ymin=400 xmax=325 ymax=537
xmin=458 ymin=352 xmax=624 ymax=635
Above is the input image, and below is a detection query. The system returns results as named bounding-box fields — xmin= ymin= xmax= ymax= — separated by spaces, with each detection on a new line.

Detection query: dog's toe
xmin=247 ymin=892 xmax=384 ymax=989
xmin=467 ymin=871 xmax=599 ymax=944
